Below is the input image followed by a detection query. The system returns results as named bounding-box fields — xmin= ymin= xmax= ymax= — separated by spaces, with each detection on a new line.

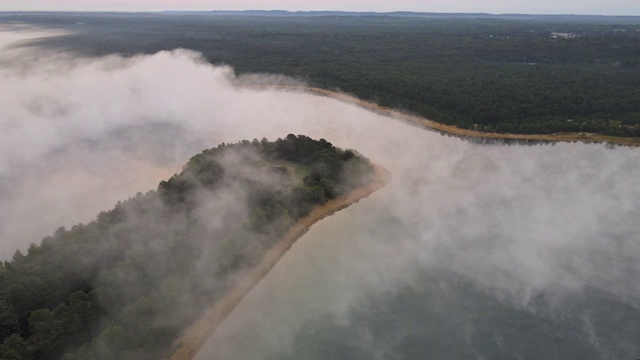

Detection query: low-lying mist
xmin=2 ymin=27 xmax=639 ymax=359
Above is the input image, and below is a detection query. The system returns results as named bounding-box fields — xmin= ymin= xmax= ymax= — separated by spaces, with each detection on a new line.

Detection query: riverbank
xmin=261 ymin=86 xmax=640 ymax=147
xmin=166 ymin=163 xmax=391 ymax=360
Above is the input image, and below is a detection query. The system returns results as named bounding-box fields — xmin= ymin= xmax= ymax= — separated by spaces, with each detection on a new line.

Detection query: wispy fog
xmin=2 ymin=28 xmax=639 ymax=359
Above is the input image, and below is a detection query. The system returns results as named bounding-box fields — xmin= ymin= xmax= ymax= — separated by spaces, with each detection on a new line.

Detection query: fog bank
xmin=2 ymin=28 xmax=640 ymax=359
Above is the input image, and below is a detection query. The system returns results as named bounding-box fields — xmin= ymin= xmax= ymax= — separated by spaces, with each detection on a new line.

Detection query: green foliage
xmin=28 ymin=309 xmax=63 ymax=357
xmin=10 ymin=13 xmax=640 ymax=137
xmin=0 ymin=334 xmax=30 ymax=360
xmin=0 ymin=135 xmax=374 ymax=360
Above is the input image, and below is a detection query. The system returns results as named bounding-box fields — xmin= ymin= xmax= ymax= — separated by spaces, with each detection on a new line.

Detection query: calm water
xmin=2 ymin=40 xmax=638 ymax=358
xmin=194 ymin=96 xmax=640 ymax=359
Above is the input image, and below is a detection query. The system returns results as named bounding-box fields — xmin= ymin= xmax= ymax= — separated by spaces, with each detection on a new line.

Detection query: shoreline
xmin=166 ymin=163 xmax=391 ymax=360
xmin=258 ymin=86 xmax=640 ymax=147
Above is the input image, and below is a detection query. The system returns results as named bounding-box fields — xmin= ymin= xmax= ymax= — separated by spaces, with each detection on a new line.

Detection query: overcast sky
xmin=1 ymin=0 xmax=639 ymax=15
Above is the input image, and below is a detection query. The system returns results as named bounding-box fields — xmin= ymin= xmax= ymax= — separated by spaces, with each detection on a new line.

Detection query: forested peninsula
xmin=0 ymin=135 xmax=382 ymax=360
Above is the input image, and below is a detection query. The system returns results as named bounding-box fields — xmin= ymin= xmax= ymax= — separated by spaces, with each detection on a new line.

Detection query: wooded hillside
xmin=6 ymin=13 xmax=640 ymax=137
xmin=0 ymin=135 xmax=374 ymax=360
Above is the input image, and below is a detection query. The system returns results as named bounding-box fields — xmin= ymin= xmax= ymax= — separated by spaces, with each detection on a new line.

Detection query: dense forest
xmin=3 ymin=12 xmax=640 ymax=136
xmin=0 ymin=135 xmax=374 ymax=360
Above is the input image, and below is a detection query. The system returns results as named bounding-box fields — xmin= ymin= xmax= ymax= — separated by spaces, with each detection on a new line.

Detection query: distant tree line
xmin=0 ymin=135 xmax=374 ymax=360
xmin=12 ymin=13 xmax=640 ymax=137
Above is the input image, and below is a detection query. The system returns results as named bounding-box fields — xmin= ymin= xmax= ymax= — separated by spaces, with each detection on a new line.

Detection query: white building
xmin=550 ymin=32 xmax=578 ymax=39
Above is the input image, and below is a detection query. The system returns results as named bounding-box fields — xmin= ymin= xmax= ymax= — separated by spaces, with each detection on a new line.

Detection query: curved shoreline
xmin=258 ymin=86 xmax=640 ymax=147
xmin=166 ymin=163 xmax=391 ymax=360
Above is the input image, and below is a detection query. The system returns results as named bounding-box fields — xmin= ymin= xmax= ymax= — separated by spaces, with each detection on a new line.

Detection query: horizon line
xmin=1 ymin=9 xmax=640 ymax=17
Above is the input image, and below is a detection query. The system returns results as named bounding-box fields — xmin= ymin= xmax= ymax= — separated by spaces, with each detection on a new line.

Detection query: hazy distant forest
xmin=4 ymin=12 xmax=640 ymax=136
